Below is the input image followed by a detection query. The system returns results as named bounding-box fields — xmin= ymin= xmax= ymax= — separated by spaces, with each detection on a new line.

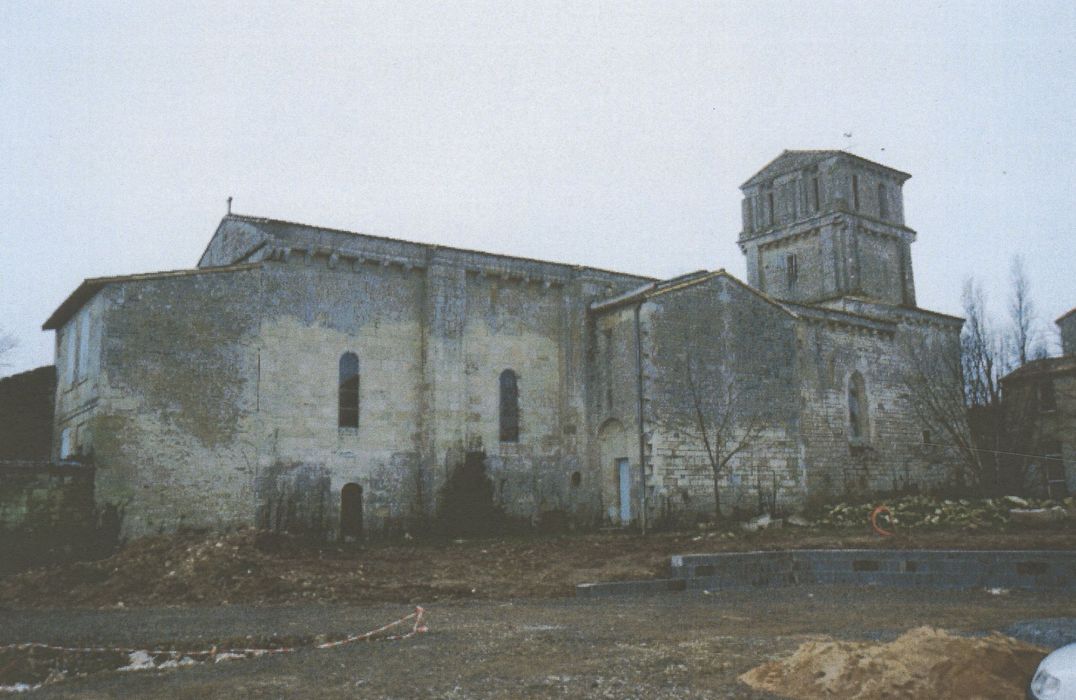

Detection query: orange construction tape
xmin=0 ymin=606 xmax=428 ymax=657
xmin=870 ymin=505 xmax=895 ymax=537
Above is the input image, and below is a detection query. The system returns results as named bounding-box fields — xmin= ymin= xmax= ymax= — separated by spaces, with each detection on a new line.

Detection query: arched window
xmin=339 ymin=352 xmax=359 ymax=429
xmin=848 ymin=371 xmax=868 ymax=440
xmin=499 ymin=369 xmax=519 ymax=442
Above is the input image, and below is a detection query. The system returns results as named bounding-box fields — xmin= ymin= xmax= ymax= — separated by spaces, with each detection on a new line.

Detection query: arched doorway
xmin=597 ymin=419 xmax=634 ymax=526
xmin=340 ymin=483 xmax=364 ymax=539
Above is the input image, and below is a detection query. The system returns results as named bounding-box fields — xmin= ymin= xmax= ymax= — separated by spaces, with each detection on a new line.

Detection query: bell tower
xmin=737 ymin=150 xmax=917 ymax=307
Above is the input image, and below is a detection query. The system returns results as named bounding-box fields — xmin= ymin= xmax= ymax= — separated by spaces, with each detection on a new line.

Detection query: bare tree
xmin=1007 ymin=255 xmax=1039 ymax=369
xmin=682 ymin=359 xmax=765 ymax=520
xmin=901 ymin=331 xmax=975 ymax=488
xmin=964 ymin=277 xmax=1043 ymax=493
xmin=0 ymin=330 xmax=17 ymax=368
xmin=902 ymin=279 xmax=1041 ymax=495
xmin=962 ymin=280 xmax=1002 ymax=409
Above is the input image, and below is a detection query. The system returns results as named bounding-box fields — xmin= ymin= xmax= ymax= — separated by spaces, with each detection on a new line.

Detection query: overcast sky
xmin=2 ymin=1 xmax=1075 ymax=376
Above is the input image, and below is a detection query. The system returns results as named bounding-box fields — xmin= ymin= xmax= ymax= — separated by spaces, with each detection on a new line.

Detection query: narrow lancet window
xmin=499 ymin=369 xmax=519 ymax=442
xmin=848 ymin=371 xmax=868 ymax=440
xmin=339 ymin=352 xmax=360 ymax=429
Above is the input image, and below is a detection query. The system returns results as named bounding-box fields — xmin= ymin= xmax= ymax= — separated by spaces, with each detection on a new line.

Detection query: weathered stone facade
xmin=999 ymin=309 xmax=1076 ymax=498
xmin=0 ymin=461 xmax=104 ymax=574
xmin=739 ymin=151 xmax=915 ymax=307
xmin=0 ymin=463 xmax=94 ymax=535
xmin=1059 ymin=308 xmax=1076 ymax=357
xmin=44 ymin=151 xmax=964 ymax=537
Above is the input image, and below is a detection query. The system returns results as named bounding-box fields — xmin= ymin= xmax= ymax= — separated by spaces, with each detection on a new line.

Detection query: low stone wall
xmin=0 ymin=461 xmax=109 ymax=574
xmin=576 ymin=549 xmax=1076 ymax=597
xmin=0 ymin=462 xmax=95 ymax=531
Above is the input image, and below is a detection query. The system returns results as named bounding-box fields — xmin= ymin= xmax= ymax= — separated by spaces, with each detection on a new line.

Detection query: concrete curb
xmin=575 ymin=549 xmax=1076 ymax=597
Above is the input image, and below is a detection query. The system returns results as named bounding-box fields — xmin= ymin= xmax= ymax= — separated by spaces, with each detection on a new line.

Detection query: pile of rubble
xmin=810 ymin=495 xmax=1074 ymax=530
xmin=739 ymin=626 xmax=1047 ymax=699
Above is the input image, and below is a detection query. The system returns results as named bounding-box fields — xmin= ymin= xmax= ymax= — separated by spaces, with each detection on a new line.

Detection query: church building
xmin=44 ymin=151 xmax=963 ymax=537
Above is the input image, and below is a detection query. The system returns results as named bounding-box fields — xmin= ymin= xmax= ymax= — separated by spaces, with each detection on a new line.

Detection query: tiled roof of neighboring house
xmin=1057 ymin=306 xmax=1076 ymax=323
xmin=1000 ymin=355 xmax=1076 ymax=384
xmin=741 ymin=149 xmax=912 ymax=188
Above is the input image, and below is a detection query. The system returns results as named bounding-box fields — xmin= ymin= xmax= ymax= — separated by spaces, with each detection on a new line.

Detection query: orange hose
xmin=870 ymin=505 xmax=895 ymax=537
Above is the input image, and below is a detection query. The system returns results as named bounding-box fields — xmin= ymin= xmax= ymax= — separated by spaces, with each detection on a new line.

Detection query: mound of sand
xmin=740 ymin=626 xmax=1046 ymax=699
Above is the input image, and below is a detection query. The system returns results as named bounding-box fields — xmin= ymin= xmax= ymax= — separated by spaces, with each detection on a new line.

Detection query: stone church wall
xmin=53 ymin=294 xmax=108 ymax=462
xmin=45 ymin=153 xmax=968 ymax=537
xmin=590 ymin=275 xmax=804 ymax=527
xmin=254 ymin=259 xmax=426 ymax=535
xmin=588 ymin=303 xmax=645 ymax=525
xmin=756 ymin=227 xmax=827 ymax=302
xmin=57 ymin=239 xmax=645 ymax=538
xmin=794 ymin=314 xmax=956 ymax=504
xmin=460 ymin=271 xmax=574 ymax=527
xmin=854 ymin=229 xmax=906 ymax=305
xmin=643 ymin=276 xmax=802 ymax=524
xmin=86 ymin=268 xmax=264 ymax=537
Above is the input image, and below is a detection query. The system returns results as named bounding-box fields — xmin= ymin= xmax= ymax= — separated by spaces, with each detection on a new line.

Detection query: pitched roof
xmin=1057 ymin=306 xmax=1076 ymax=324
xmin=741 ymin=150 xmax=912 ymax=188
xmin=779 ymin=300 xmax=898 ymax=334
xmin=813 ymin=296 xmax=964 ymax=325
xmin=588 ymin=269 xmax=794 ymax=317
xmin=49 ymin=212 xmax=658 ymax=333
xmin=1000 ymin=355 xmax=1076 ymax=383
xmin=208 ymin=214 xmax=655 ymax=283
xmin=42 ymin=264 xmax=260 ymax=330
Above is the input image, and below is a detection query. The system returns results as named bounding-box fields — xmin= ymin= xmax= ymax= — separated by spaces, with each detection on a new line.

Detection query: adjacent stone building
xmin=44 ymin=151 xmax=963 ymax=538
xmin=999 ymin=309 xmax=1076 ymax=498
xmin=1061 ymin=309 xmax=1076 ymax=358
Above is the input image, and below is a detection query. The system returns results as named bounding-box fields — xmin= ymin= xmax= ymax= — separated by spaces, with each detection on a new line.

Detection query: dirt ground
xmin=1 ymin=587 xmax=1073 ymax=698
xmin=2 ymin=527 xmax=1075 ymax=696
xmin=1 ymin=526 xmax=1074 ymax=609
